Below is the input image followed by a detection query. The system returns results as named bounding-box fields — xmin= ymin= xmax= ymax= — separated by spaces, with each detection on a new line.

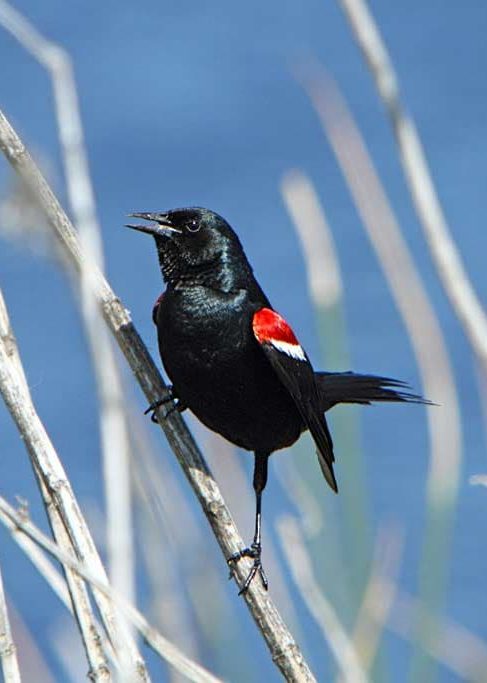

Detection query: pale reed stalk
xmin=0 ymin=6 xmax=136 ymax=662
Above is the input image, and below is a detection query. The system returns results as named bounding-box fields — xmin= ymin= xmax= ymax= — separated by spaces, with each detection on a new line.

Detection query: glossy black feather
xmin=316 ymin=372 xmax=430 ymax=411
xmin=128 ymin=207 xmax=431 ymax=594
xmin=257 ymin=340 xmax=337 ymax=492
xmin=129 ymin=207 xmax=428 ymax=494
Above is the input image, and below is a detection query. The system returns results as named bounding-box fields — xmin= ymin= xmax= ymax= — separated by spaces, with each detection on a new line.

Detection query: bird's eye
xmin=187 ymin=220 xmax=200 ymax=233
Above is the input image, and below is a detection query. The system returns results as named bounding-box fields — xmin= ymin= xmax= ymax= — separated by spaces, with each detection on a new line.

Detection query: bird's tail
xmin=315 ymin=371 xmax=430 ymax=412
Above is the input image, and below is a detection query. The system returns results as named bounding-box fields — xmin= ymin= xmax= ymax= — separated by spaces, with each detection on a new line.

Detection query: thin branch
xmin=37 ymin=478 xmax=113 ymax=682
xmin=2 ymin=506 xmax=71 ymax=609
xmin=0 ymin=1 xmax=136 ymax=641
xmin=0 ymin=563 xmax=22 ymax=683
xmin=0 ymin=109 xmax=314 ymax=681
xmin=277 ymin=515 xmax=368 ymax=683
xmin=0 ymin=490 xmax=118 ymax=669
xmin=337 ymin=0 xmax=487 ymax=371
xmin=0 ymin=497 xmax=222 ymax=683
xmin=0 ymin=289 xmax=113 ymax=682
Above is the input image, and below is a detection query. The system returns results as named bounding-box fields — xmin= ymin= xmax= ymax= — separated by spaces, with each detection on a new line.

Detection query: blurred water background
xmin=1 ymin=1 xmax=486 ymax=681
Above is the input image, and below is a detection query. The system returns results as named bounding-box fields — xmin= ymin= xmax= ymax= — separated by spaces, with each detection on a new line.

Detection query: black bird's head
xmin=126 ymin=207 xmax=253 ymax=290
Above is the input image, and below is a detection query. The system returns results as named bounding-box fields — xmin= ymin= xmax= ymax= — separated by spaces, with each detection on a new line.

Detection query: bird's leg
xmin=227 ymin=452 xmax=269 ymax=594
xmin=144 ymin=385 xmax=187 ymax=423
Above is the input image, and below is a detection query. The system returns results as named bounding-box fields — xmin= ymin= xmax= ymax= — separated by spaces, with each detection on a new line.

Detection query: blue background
xmin=1 ymin=1 xmax=486 ymax=681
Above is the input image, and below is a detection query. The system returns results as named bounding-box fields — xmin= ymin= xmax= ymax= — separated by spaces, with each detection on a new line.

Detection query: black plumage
xmin=126 ymin=207 xmax=427 ymax=593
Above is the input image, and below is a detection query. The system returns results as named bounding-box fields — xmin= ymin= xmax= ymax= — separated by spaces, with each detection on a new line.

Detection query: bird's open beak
xmin=125 ymin=212 xmax=182 ymax=236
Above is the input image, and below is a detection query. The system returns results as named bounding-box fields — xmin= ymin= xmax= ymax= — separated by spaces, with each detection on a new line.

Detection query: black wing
xmin=252 ymin=308 xmax=338 ymax=492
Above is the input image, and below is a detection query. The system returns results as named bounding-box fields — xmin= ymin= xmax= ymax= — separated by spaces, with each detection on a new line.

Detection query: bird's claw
xmin=144 ymin=386 xmax=186 ymax=423
xmin=227 ymin=542 xmax=268 ymax=594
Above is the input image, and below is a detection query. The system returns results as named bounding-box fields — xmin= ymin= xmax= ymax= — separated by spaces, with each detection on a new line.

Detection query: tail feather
xmin=315 ymin=371 xmax=431 ymax=412
xmin=308 ymin=411 xmax=338 ymax=493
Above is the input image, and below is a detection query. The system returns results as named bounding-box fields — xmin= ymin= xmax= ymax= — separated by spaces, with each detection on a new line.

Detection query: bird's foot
xmin=144 ymin=386 xmax=186 ymax=423
xmin=227 ymin=542 xmax=268 ymax=595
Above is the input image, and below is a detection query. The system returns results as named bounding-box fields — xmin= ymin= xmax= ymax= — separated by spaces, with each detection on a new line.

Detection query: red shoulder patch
xmin=253 ymin=308 xmax=306 ymax=361
xmin=252 ymin=308 xmax=299 ymax=345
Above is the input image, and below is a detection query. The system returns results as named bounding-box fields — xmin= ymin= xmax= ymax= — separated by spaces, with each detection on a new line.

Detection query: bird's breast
xmin=155 ymin=287 xmax=303 ymax=452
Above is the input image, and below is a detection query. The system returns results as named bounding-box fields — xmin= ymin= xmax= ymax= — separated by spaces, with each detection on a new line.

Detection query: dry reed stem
xmin=0 ymin=497 xmax=223 ymax=683
xmin=0 ymin=563 xmax=22 ymax=683
xmin=0 ymin=107 xmax=315 ymax=682
xmin=0 ymin=3 xmax=136 ymax=651
xmin=0 ymin=289 xmax=113 ymax=682
xmin=337 ymin=0 xmax=487 ymax=371
xmin=297 ymin=65 xmax=461 ymax=506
